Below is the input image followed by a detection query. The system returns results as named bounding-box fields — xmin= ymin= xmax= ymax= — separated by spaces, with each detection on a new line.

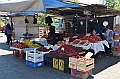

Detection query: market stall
xmin=2 ymin=1 xmax=120 ymax=79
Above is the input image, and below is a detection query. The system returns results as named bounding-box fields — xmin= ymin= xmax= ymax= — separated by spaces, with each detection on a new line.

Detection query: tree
xmin=37 ymin=13 xmax=49 ymax=27
xmin=105 ymin=0 xmax=120 ymax=10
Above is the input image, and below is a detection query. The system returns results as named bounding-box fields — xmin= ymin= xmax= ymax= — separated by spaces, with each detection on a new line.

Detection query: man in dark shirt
xmin=48 ymin=24 xmax=56 ymax=45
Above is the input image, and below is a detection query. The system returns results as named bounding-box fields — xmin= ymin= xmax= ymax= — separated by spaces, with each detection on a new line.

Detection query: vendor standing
xmin=105 ymin=26 xmax=114 ymax=56
xmin=48 ymin=23 xmax=56 ymax=45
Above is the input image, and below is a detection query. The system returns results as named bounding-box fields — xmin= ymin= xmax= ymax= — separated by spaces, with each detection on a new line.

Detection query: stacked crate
xmin=69 ymin=56 xmax=94 ymax=78
xmin=44 ymin=52 xmax=71 ymax=74
xmin=39 ymin=27 xmax=46 ymax=37
xmin=113 ymin=32 xmax=120 ymax=56
xmin=26 ymin=49 xmax=48 ymax=68
xmin=113 ymin=24 xmax=120 ymax=56
xmin=44 ymin=53 xmax=53 ymax=67
xmin=52 ymin=55 xmax=71 ymax=74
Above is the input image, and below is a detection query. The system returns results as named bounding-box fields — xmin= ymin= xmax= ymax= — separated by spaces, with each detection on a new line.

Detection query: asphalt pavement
xmin=0 ymin=33 xmax=120 ymax=79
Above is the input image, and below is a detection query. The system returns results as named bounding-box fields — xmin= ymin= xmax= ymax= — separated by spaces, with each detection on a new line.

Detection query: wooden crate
xmin=77 ymin=58 xmax=94 ymax=66
xmin=39 ymin=27 xmax=46 ymax=37
xmin=76 ymin=58 xmax=94 ymax=72
xmin=76 ymin=64 xmax=94 ymax=72
xmin=69 ymin=62 xmax=76 ymax=69
xmin=69 ymin=57 xmax=77 ymax=63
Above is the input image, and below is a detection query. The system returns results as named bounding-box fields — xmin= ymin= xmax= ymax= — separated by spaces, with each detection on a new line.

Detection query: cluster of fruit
xmin=57 ymin=41 xmax=65 ymax=46
xmin=72 ymin=39 xmax=81 ymax=44
xmin=80 ymin=36 xmax=102 ymax=43
xmin=78 ymin=41 xmax=87 ymax=46
xmin=64 ymin=34 xmax=75 ymax=38
xmin=23 ymin=39 xmax=39 ymax=48
xmin=55 ymin=45 xmax=79 ymax=56
xmin=41 ymin=34 xmax=50 ymax=38
xmin=36 ymin=47 xmax=53 ymax=52
xmin=12 ymin=42 xmax=29 ymax=49
xmin=72 ymin=55 xmax=93 ymax=61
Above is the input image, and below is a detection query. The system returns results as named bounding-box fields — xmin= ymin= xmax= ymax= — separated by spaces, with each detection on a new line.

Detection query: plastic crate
xmin=13 ymin=50 xmax=19 ymax=57
xmin=26 ymin=49 xmax=49 ymax=62
xmin=52 ymin=56 xmax=71 ymax=74
xmin=13 ymin=49 xmax=25 ymax=59
xmin=19 ymin=50 xmax=26 ymax=59
xmin=53 ymin=58 xmax=59 ymax=69
xmin=71 ymin=68 xmax=92 ymax=79
xmin=26 ymin=56 xmax=44 ymax=63
xmin=59 ymin=57 xmax=71 ymax=74
xmin=44 ymin=54 xmax=53 ymax=67
xmin=59 ymin=59 xmax=64 ymax=71
xmin=26 ymin=60 xmax=44 ymax=68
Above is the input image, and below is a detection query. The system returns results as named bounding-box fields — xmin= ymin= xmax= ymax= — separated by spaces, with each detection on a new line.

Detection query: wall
xmin=13 ymin=16 xmax=39 ymax=40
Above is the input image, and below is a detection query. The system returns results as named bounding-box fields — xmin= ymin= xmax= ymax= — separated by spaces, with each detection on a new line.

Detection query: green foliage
xmin=105 ymin=0 xmax=120 ymax=10
xmin=37 ymin=13 xmax=49 ymax=27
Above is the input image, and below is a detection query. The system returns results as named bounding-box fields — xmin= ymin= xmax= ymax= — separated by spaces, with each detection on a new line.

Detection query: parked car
xmin=0 ymin=27 xmax=5 ymax=33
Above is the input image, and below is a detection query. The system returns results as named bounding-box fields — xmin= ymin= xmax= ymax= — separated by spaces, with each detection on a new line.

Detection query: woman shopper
xmin=5 ymin=23 xmax=12 ymax=45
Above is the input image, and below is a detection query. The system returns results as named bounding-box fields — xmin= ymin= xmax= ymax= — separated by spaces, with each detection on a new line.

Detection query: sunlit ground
xmin=0 ymin=49 xmax=12 ymax=56
xmin=0 ymin=33 xmax=13 ymax=56
xmin=93 ymin=62 xmax=120 ymax=79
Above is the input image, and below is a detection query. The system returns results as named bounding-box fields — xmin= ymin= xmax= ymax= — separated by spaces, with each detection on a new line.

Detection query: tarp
xmin=43 ymin=0 xmax=80 ymax=8
xmin=0 ymin=0 xmax=44 ymax=12
xmin=10 ymin=0 xmax=80 ymax=15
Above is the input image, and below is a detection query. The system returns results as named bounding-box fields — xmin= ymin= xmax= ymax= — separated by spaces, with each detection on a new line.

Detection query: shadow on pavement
xmin=0 ymin=42 xmax=11 ymax=51
xmin=93 ymin=56 xmax=120 ymax=75
xmin=0 ymin=54 xmax=85 ymax=79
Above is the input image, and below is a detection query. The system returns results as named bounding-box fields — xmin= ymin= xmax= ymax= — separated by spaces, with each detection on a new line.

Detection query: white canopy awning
xmin=0 ymin=0 xmax=44 ymax=12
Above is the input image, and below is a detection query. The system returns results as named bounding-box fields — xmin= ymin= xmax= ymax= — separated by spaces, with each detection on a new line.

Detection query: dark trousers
xmin=106 ymin=43 xmax=112 ymax=55
xmin=50 ymin=34 xmax=56 ymax=45
xmin=7 ymin=34 xmax=12 ymax=45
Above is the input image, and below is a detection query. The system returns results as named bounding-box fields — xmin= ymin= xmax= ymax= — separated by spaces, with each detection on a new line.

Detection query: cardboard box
xmin=112 ymin=51 xmax=120 ymax=56
xmin=114 ymin=41 xmax=119 ymax=47
xmin=114 ymin=35 xmax=120 ymax=40
xmin=115 ymin=25 xmax=120 ymax=32
xmin=112 ymin=47 xmax=118 ymax=51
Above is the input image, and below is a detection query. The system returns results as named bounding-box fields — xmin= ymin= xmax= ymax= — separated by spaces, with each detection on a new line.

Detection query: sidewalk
xmin=0 ymin=33 xmax=120 ymax=79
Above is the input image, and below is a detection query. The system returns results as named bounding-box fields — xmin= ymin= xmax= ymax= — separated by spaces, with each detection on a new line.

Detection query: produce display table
xmin=10 ymin=47 xmax=35 ymax=52
xmin=72 ymin=40 xmax=109 ymax=55
xmin=30 ymin=38 xmax=48 ymax=46
xmin=90 ymin=40 xmax=109 ymax=55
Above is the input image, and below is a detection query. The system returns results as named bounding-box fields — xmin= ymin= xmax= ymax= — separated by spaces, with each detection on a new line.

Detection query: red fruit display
xmin=69 ymin=38 xmax=76 ymax=42
xmin=36 ymin=47 xmax=53 ymax=52
xmin=79 ymin=42 xmax=87 ymax=46
xmin=41 ymin=34 xmax=50 ymax=38
xmin=80 ymin=36 xmax=102 ymax=43
xmin=12 ymin=42 xmax=29 ymax=49
xmin=57 ymin=41 xmax=65 ymax=46
xmin=55 ymin=45 xmax=79 ymax=56
xmin=64 ymin=34 xmax=75 ymax=38
xmin=71 ymin=55 xmax=92 ymax=60
xmin=72 ymin=39 xmax=81 ymax=44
